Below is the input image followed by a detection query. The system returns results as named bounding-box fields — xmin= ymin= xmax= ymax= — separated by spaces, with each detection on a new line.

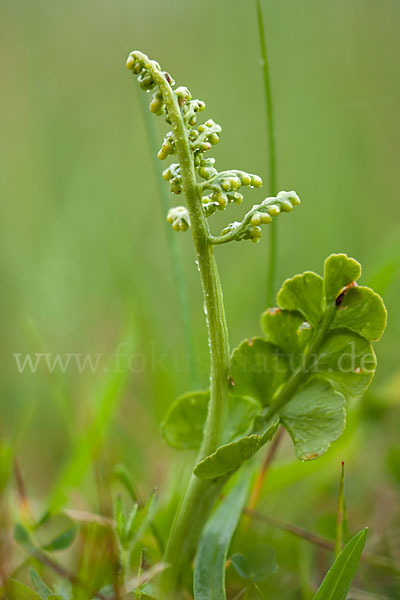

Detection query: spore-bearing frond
xmin=126 ymin=52 xmax=262 ymax=213
xmin=216 ymin=191 xmax=301 ymax=244
xmin=167 ymin=206 xmax=190 ymax=232
xmin=126 ymin=51 xmax=300 ymax=242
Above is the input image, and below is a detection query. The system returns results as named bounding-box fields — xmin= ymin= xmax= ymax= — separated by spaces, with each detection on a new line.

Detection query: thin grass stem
xmin=335 ymin=461 xmax=346 ymax=557
xmin=256 ymin=0 xmax=278 ymax=306
xmin=243 ymin=508 xmax=400 ymax=574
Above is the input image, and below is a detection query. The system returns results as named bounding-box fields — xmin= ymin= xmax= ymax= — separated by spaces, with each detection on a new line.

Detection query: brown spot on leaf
xmin=303 ymin=452 xmax=321 ymax=460
xmin=228 ymin=376 xmax=236 ymax=387
xmin=336 ymin=281 xmax=358 ymax=306
xmin=267 ymin=307 xmax=281 ymax=315
xmin=354 ymin=366 xmax=362 ymax=374
xmin=247 ymin=338 xmax=254 ymax=346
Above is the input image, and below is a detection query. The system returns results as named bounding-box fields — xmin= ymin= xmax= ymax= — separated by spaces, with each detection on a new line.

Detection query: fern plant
xmin=126 ymin=50 xmax=387 ymax=598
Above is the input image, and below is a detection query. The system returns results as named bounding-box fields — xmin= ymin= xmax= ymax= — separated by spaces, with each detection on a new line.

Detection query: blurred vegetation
xmin=1 ymin=0 xmax=399 ymax=597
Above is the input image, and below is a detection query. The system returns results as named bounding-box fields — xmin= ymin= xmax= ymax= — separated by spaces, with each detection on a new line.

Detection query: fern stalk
xmin=127 ymin=53 xmax=231 ymax=593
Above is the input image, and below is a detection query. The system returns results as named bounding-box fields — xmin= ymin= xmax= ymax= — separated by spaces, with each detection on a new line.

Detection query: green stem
xmin=119 ymin=546 xmax=130 ymax=587
xmin=132 ymin=53 xmax=231 ymax=591
xmin=265 ymin=302 xmax=337 ymax=420
xmin=210 ymin=194 xmax=295 ymax=246
xmin=335 ymin=461 xmax=345 ymax=557
xmin=137 ymin=90 xmax=198 ymax=389
xmin=164 ymin=474 xmax=229 ymax=591
xmin=267 ymin=220 xmax=277 ymax=305
xmin=256 ymin=0 xmax=278 ymax=306
xmin=254 ymin=582 xmax=268 ymax=599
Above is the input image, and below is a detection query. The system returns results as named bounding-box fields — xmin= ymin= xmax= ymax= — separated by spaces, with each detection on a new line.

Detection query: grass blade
xmin=256 ymin=0 xmax=278 ymax=305
xmin=30 ymin=568 xmax=53 ymax=599
xmin=194 ymin=469 xmax=250 ymax=600
xmin=312 ymin=528 xmax=368 ymax=600
xmin=42 ymin=525 xmax=77 ymax=552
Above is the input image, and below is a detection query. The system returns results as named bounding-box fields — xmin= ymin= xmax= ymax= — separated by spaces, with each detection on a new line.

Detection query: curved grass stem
xmin=244 ymin=508 xmax=400 ymax=575
xmin=246 ymin=0 xmax=280 ymax=520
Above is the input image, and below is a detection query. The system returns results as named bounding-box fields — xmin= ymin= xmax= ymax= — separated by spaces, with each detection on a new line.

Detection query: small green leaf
xmin=277 ymin=271 xmax=323 ymax=327
xmin=230 ymin=339 xmax=289 ymax=407
xmin=30 ymin=568 xmax=53 ymax=600
xmin=162 ymin=391 xmax=261 ymax=450
xmin=331 ymin=286 xmax=387 ymax=341
xmin=315 ymin=330 xmax=376 ymax=399
xmin=126 ymin=503 xmax=141 ymax=541
xmin=162 ymin=391 xmax=209 ymax=449
xmin=117 ymin=489 xmax=158 ymax=550
xmin=324 ymin=254 xmax=361 ymax=302
xmin=4 ymin=580 xmax=42 ymax=600
xmin=280 ymin=379 xmax=346 ymax=461
xmin=14 ymin=522 xmax=33 ymax=546
xmin=312 ymin=528 xmax=367 ymax=600
xmin=261 ymin=309 xmax=312 ymax=362
xmin=223 ymin=395 xmax=262 ymax=443
xmin=194 ymin=416 xmax=279 ymax=479
xmin=231 ymin=545 xmax=278 ymax=582
xmin=194 ymin=469 xmax=251 ymax=600
xmin=114 ymin=493 xmax=127 ymax=542
xmin=112 ymin=463 xmax=140 ymax=503
xmin=231 ymin=553 xmax=250 ymax=579
xmin=14 ymin=522 xmax=36 ymax=555
xmin=42 ymin=525 xmax=77 ymax=551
